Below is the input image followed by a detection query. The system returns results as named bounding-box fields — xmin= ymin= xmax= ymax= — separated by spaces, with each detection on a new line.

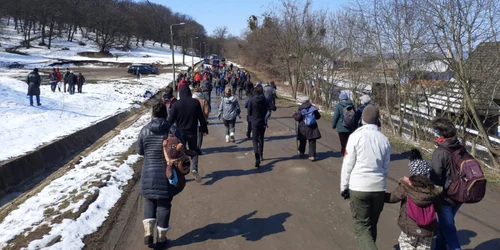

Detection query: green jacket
xmin=332 ymin=100 xmax=354 ymax=133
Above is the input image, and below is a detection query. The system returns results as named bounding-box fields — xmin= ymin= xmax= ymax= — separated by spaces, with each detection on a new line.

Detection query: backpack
xmin=301 ymin=107 xmax=317 ymax=126
xmin=342 ymin=104 xmax=356 ymax=130
xmin=406 ymin=197 xmax=437 ymax=227
xmin=442 ymin=146 xmax=487 ymax=203
xmin=162 ymin=95 xmax=176 ymax=115
xmin=50 ymin=72 xmax=57 ymax=82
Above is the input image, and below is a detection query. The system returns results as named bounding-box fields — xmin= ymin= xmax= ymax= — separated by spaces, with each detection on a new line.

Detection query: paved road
xmin=91 ymin=94 xmax=500 ymax=250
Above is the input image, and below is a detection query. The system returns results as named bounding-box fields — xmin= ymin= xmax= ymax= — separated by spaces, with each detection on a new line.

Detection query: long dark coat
xmin=293 ymin=102 xmax=322 ymax=140
xmin=27 ymin=71 xmax=41 ymax=96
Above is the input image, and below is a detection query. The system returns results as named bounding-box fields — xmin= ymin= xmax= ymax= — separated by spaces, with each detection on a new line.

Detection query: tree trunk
xmin=48 ymin=21 xmax=55 ymax=49
xmin=136 ymin=37 xmax=139 ymax=47
xmin=70 ymin=25 xmax=77 ymax=41
xmin=183 ymin=53 xmax=185 ymax=65
xmin=41 ymin=21 xmax=47 ymax=45
xmin=67 ymin=24 xmax=72 ymax=41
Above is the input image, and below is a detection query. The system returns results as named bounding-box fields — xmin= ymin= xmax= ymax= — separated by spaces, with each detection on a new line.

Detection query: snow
xmin=0 ymin=73 xmax=173 ymax=161
xmin=0 ymin=21 xmax=200 ymax=68
xmin=0 ymin=113 xmax=151 ymax=250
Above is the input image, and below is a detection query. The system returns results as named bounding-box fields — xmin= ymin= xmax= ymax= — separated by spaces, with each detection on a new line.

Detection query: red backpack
xmin=441 ymin=146 xmax=487 ymax=203
xmin=406 ymin=197 xmax=436 ymax=227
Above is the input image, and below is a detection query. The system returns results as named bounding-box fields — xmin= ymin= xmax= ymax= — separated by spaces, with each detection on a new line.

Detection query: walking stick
xmin=295 ymin=119 xmax=299 ymax=154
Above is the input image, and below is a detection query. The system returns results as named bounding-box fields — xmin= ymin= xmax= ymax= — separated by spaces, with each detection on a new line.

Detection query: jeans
xmin=181 ymin=132 xmax=200 ymax=171
xmin=69 ymin=84 xmax=75 ymax=94
xmin=350 ymin=191 xmax=385 ymax=250
xmin=29 ymin=95 xmax=40 ymax=106
xmin=298 ymin=139 xmax=316 ymax=158
xmin=203 ymin=91 xmax=211 ymax=112
xmin=197 ymin=128 xmax=204 ymax=150
xmin=252 ymin=124 xmax=266 ymax=161
xmin=50 ymin=82 xmax=56 ymax=92
xmin=338 ymin=132 xmax=352 ymax=156
xmin=223 ymin=119 xmax=236 ymax=135
xmin=265 ymin=110 xmax=272 ymax=125
xmin=435 ymin=204 xmax=462 ymax=250
xmin=144 ymin=197 xmax=173 ymax=228
xmin=77 ymin=84 xmax=83 ymax=93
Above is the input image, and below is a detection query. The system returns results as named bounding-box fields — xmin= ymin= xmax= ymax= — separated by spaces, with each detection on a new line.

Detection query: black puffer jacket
xmin=136 ymin=118 xmax=181 ymax=199
xmin=293 ymin=102 xmax=321 ymax=140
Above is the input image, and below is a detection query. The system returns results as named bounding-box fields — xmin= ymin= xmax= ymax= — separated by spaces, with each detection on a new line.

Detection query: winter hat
xmin=302 ymin=96 xmax=310 ymax=104
xmin=408 ymin=159 xmax=431 ymax=176
xmin=339 ymin=92 xmax=348 ymax=100
xmin=362 ymin=104 xmax=379 ymax=124
xmin=360 ymin=95 xmax=371 ymax=105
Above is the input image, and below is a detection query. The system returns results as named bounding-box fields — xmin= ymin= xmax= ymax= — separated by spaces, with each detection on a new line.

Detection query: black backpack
xmin=342 ymin=104 xmax=357 ymax=130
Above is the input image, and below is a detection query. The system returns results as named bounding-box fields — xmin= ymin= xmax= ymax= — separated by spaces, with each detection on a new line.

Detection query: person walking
xmin=168 ymin=84 xmax=208 ymax=183
xmin=429 ymin=117 xmax=463 ymax=250
xmin=27 ymin=68 xmax=42 ymax=106
xmin=332 ymin=91 xmax=357 ymax=156
xmin=214 ymin=75 xmax=222 ymax=97
xmin=63 ymin=68 xmax=70 ymax=92
xmin=356 ymin=95 xmax=371 ymax=127
xmin=49 ymin=68 xmax=57 ymax=92
xmin=385 ymin=148 xmax=442 ymax=250
xmin=263 ymin=81 xmax=277 ymax=125
xmin=77 ymin=73 xmax=85 ymax=93
xmin=247 ymin=86 xmax=269 ymax=168
xmin=218 ymin=87 xmax=241 ymax=143
xmin=340 ymin=104 xmax=391 ymax=250
xmin=293 ymin=97 xmax=321 ymax=161
xmin=56 ymin=68 xmax=63 ymax=92
xmin=136 ymin=102 xmax=185 ymax=248
xmin=245 ymin=77 xmax=254 ymax=97
xmin=200 ymin=77 xmax=213 ymax=112
xmin=192 ymin=87 xmax=210 ymax=151
xmin=68 ymin=71 xmax=77 ymax=95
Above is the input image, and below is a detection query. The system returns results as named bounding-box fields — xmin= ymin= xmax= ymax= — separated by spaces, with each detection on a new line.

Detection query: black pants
xmin=299 ymin=139 xmax=317 ymax=157
xmin=77 ymin=84 xmax=83 ymax=93
xmin=246 ymin=120 xmax=252 ymax=137
xmin=223 ymin=119 xmax=236 ymax=135
xmin=69 ymin=84 xmax=75 ymax=94
xmin=338 ymin=132 xmax=352 ymax=156
xmin=50 ymin=82 xmax=57 ymax=92
xmin=144 ymin=197 xmax=173 ymax=228
xmin=232 ymin=85 xmax=237 ymax=94
xmin=252 ymin=124 xmax=266 ymax=161
xmin=197 ymin=128 xmax=204 ymax=150
xmin=182 ymin=132 xmax=200 ymax=171
xmin=238 ymin=88 xmax=244 ymax=99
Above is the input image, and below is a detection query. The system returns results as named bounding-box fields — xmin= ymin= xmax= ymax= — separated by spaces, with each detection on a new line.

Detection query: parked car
xmin=210 ymin=54 xmax=218 ymax=60
xmin=127 ymin=65 xmax=158 ymax=75
xmin=203 ymin=58 xmax=210 ymax=64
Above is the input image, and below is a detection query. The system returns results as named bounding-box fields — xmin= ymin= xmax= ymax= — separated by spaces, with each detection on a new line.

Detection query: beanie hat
xmin=408 ymin=159 xmax=431 ymax=176
xmin=302 ymin=96 xmax=310 ymax=104
xmin=362 ymin=104 xmax=379 ymax=124
xmin=360 ymin=95 xmax=371 ymax=105
xmin=339 ymin=92 xmax=348 ymax=100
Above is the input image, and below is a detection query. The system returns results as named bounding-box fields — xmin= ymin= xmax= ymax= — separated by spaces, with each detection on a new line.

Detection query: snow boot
xmin=155 ymin=226 xmax=169 ymax=250
xmin=225 ymin=135 xmax=230 ymax=143
xmin=143 ymin=219 xmax=156 ymax=247
xmin=230 ymin=132 xmax=235 ymax=143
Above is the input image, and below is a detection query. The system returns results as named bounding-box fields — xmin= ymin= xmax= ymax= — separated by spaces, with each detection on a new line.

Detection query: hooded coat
xmin=27 ymin=70 xmax=41 ymax=96
xmin=136 ymin=118 xmax=182 ymax=199
xmin=293 ymin=102 xmax=322 ymax=140
xmin=430 ymin=137 xmax=462 ymax=206
xmin=218 ymin=94 xmax=241 ymax=121
xmin=168 ymin=85 xmax=208 ymax=135
xmin=385 ymin=178 xmax=443 ymax=237
xmin=332 ymin=100 xmax=355 ymax=133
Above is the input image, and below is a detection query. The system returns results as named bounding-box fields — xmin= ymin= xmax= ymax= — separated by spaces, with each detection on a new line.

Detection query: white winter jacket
xmin=340 ymin=124 xmax=391 ymax=192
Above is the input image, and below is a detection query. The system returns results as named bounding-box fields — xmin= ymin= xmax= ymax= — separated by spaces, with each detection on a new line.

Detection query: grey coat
xmin=218 ymin=95 xmax=241 ymax=121
xmin=27 ymin=71 xmax=41 ymax=96
xmin=136 ymin=118 xmax=181 ymax=199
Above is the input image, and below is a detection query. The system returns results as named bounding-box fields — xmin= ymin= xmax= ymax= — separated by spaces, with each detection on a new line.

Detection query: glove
xmin=341 ymin=189 xmax=350 ymax=200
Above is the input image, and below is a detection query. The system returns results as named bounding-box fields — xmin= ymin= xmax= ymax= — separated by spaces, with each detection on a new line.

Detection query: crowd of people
xmin=135 ymin=61 xmax=485 ymax=250
xmin=26 ymin=67 xmax=86 ymax=106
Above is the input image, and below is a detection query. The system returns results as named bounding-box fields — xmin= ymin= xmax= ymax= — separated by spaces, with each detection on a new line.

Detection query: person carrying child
xmin=385 ymin=148 xmax=443 ymax=250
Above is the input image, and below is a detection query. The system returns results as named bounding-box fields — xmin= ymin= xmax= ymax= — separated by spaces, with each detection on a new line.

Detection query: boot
xmin=230 ymin=132 xmax=235 ymax=143
xmin=155 ymin=226 xmax=169 ymax=250
xmin=143 ymin=219 xmax=156 ymax=247
xmin=225 ymin=135 xmax=230 ymax=143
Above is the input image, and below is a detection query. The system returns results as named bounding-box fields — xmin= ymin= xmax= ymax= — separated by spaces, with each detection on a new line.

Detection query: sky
xmin=151 ymin=0 xmax=349 ymax=37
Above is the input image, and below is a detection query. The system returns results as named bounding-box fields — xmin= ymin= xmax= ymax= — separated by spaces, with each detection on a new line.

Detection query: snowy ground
xmin=0 ymin=73 xmax=172 ymax=162
xmin=0 ymin=112 xmax=151 ymax=250
xmin=0 ymin=20 xmax=200 ymax=68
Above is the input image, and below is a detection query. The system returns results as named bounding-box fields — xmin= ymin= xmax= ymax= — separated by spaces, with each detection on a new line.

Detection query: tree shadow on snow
xmin=169 ymin=210 xmax=292 ymax=247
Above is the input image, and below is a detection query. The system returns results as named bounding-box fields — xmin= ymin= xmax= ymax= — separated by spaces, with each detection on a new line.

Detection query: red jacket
xmin=56 ymin=72 xmax=62 ymax=82
xmin=194 ymin=73 xmax=201 ymax=82
xmin=178 ymin=79 xmax=188 ymax=90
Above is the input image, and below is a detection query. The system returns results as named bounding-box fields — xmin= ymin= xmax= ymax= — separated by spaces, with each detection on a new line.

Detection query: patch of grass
xmin=5 ymin=224 xmax=51 ymax=250
xmin=44 ymin=207 xmax=57 ymax=217
xmin=58 ymin=200 xmax=70 ymax=210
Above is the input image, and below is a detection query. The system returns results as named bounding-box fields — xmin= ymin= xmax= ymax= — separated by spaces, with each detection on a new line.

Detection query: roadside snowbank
xmin=0 ymin=113 xmax=151 ymax=250
xmin=0 ymin=74 xmax=172 ymax=161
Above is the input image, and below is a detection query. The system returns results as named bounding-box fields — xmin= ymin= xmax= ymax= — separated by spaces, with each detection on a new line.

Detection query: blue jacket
xmin=332 ymin=100 xmax=354 ymax=133
xmin=356 ymin=103 xmax=369 ymax=126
